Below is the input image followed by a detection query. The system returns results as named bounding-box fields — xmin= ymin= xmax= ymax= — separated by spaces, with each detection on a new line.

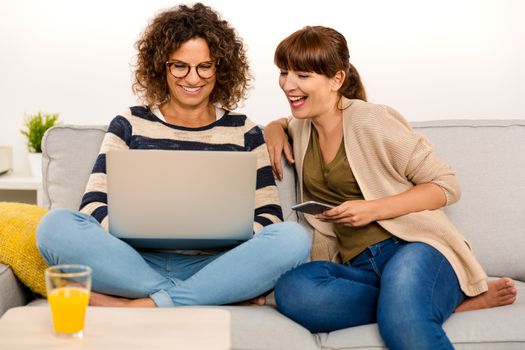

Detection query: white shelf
xmin=0 ymin=170 xmax=43 ymax=207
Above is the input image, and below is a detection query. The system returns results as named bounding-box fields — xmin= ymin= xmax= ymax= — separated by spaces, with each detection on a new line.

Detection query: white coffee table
xmin=0 ymin=306 xmax=231 ymax=349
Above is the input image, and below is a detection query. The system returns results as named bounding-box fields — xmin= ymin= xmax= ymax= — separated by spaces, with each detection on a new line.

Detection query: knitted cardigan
xmin=287 ymin=98 xmax=488 ymax=297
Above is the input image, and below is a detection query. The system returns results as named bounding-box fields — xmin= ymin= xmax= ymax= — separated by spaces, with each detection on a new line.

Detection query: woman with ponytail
xmin=265 ymin=26 xmax=516 ymax=349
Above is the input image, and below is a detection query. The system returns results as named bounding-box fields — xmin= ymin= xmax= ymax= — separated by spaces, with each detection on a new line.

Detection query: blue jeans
xmin=37 ymin=209 xmax=310 ymax=307
xmin=274 ymin=237 xmax=466 ymax=350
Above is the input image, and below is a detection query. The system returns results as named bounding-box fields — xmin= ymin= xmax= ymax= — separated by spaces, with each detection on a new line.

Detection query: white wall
xmin=1 ymin=0 xmax=524 ymax=172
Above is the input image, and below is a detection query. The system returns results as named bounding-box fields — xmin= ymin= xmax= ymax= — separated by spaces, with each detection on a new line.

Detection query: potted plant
xmin=20 ymin=112 xmax=60 ymax=177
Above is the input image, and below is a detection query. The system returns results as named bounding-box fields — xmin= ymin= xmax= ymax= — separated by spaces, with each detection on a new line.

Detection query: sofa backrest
xmin=42 ymin=120 xmax=525 ymax=281
xmin=411 ymin=120 xmax=525 ymax=281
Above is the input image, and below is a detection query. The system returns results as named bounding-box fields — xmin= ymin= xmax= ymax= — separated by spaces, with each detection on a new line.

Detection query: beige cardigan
xmin=287 ymin=98 xmax=488 ymax=297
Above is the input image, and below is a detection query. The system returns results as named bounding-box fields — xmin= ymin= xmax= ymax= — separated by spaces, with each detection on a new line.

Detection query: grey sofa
xmin=1 ymin=119 xmax=525 ymax=349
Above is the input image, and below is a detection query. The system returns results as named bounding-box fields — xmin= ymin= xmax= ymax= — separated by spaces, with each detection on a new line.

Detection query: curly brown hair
xmin=132 ymin=3 xmax=251 ymax=110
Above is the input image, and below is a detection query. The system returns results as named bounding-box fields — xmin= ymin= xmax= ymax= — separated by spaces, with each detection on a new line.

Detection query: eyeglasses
xmin=165 ymin=60 xmax=218 ymax=79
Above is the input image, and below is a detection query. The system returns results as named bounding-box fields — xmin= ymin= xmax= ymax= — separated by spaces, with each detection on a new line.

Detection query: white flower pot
xmin=28 ymin=152 xmax=42 ymax=179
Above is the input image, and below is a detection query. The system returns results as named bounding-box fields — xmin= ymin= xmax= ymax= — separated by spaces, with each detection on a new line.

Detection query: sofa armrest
xmin=0 ymin=263 xmax=32 ymax=317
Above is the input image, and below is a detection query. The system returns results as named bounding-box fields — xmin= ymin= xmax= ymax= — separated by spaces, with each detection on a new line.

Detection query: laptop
xmin=106 ymin=150 xmax=257 ymax=250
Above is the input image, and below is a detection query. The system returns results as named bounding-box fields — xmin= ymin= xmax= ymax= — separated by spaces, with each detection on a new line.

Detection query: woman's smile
xmin=289 ymin=95 xmax=307 ymax=108
xmin=180 ymin=85 xmax=204 ymax=95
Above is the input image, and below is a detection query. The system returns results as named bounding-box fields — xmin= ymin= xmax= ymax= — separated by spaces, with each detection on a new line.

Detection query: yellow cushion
xmin=0 ymin=202 xmax=48 ymax=296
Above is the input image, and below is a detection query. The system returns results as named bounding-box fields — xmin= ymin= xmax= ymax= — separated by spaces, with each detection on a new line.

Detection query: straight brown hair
xmin=274 ymin=26 xmax=367 ymax=101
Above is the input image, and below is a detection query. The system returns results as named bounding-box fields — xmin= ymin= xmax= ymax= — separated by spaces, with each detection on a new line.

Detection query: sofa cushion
xmin=0 ymin=202 xmax=48 ymax=296
xmin=42 ymin=125 xmax=107 ymax=210
xmin=412 ymin=120 xmax=525 ymax=281
xmin=319 ymin=279 xmax=525 ymax=349
xmin=220 ymin=305 xmax=319 ymax=350
xmin=275 ymin=161 xmax=299 ymax=222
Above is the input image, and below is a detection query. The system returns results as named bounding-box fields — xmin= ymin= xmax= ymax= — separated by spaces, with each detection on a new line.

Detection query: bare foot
xmin=89 ymin=291 xmax=156 ymax=307
xmin=230 ymin=295 xmax=267 ymax=306
xmin=455 ymin=277 xmax=517 ymax=312
xmin=249 ymin=295 xmax=267 ymax=306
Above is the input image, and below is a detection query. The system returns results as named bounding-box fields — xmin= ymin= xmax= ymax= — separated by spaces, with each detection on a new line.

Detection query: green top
xmin=303 ymin=128 xmax=391 ymax=263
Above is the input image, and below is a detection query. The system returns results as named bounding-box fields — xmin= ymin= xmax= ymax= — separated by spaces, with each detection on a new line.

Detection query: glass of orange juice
xmin=45 ymin=264 xmax=92 ymax=338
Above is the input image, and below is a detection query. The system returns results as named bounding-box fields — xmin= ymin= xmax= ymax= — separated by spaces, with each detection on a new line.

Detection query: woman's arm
xmin=318 ymin=104 xmax=454 ymax=227
xmin=247 ymin=125 xmax=284 ymax=233
xmin=264 ymin=118 xmax=294 ymax=180
xmin=317 ymin=182 xmax=446 ymax=227
xmin=79 ymin=116 xmax=131 ymax=230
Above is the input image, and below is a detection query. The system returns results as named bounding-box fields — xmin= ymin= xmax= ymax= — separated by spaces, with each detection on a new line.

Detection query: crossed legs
xmin=37 ymin=209 xmax=310 ymax=307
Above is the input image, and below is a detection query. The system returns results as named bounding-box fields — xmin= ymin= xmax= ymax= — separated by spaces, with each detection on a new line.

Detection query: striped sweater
xmin=79 ymin=106 xmax=283 ymax=233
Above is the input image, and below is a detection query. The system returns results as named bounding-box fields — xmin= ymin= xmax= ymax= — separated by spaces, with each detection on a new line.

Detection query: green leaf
xmin=20 ymin=112 xmax=61 ymax=153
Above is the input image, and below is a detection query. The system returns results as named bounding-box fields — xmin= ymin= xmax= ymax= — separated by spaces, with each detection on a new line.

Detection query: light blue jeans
xmin=275 ymin=237 xmax=466 ymax=349
xmin=37 ymin=209 xmax=310 ymax=307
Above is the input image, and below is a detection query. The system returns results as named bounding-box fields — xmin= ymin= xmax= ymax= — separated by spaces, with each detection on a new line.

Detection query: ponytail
xmin=340 ymin=63 xmax=367 ymax=101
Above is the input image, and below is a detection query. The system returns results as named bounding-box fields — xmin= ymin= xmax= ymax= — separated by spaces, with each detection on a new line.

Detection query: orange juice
xmin=48 ymin=287 xmax=90 ymax=334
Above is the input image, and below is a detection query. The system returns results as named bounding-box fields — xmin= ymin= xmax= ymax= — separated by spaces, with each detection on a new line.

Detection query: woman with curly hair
xmin=36 ymin=3 xmax=310 ymax=308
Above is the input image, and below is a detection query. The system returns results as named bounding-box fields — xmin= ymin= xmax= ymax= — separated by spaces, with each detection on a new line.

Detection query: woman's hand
xmin=316 ymin=199 xmax=380 ymax=227
xmin=315 ymin=183 xmax=447 ymax=227
xmin=264 ymin=119 xmax=294 ymax=180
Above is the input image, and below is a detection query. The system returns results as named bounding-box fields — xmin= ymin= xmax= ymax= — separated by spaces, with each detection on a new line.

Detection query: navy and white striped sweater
xmin=79 ymin=106 xmax=283 ymax=233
